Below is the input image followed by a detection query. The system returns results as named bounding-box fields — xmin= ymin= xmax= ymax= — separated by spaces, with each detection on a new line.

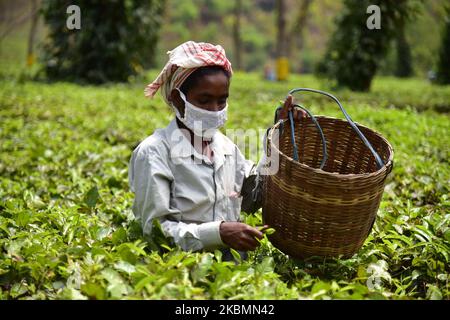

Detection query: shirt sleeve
xmin=128 ymin=147 xmax=225 ymax=252
xmin=160 ymin=220 xmax=224 ymax=252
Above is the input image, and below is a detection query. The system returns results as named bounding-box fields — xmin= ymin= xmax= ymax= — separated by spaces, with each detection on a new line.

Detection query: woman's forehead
xmin=190 ymin=73 xmax=229 ymax=95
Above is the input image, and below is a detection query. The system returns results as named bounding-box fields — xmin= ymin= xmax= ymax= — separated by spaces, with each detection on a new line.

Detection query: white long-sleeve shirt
xmin=128 ymin=118 xmax=261 ymax=252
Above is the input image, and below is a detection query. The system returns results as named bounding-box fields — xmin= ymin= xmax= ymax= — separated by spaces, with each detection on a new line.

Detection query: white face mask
xmin=174 ymin=88 xmax=228 ymax=139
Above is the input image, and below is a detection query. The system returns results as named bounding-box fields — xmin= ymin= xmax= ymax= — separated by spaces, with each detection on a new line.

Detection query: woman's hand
xmin=219 ymin=222 xmax=267 ymax=251
xmin=277 ymin=94 xmax=306 ymax=121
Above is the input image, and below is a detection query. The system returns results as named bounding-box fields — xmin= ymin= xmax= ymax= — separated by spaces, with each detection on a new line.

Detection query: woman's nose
xmin=208 ymin=103 xmax=223 ymax=112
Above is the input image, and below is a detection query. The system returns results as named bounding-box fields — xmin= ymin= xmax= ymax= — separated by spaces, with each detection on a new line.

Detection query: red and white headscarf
xmin=144 ymin=41 xmax=233 ymax=106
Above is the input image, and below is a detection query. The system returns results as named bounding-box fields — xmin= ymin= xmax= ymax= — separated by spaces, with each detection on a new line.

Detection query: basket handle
xmin=287 ymin=88 xmax=385 ymax=170
xmin=274 ymin=104 xmax=328 ymax=170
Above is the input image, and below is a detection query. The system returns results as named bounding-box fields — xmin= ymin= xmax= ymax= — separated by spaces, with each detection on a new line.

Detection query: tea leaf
xmin=84 ymin=186 xmax=99 ymax=208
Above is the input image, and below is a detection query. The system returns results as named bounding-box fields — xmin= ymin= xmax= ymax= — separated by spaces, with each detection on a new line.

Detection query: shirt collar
xmin=165 ymin=118 xmax=233 ymax=169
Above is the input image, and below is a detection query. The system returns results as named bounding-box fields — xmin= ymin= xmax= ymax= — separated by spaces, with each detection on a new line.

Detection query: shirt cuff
xmin=197 ymin=221 xmax=224 ymax=250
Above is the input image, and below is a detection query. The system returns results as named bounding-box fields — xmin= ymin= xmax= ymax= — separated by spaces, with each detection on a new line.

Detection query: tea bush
xmin=0 ymin=72 xmax=448 ymax=299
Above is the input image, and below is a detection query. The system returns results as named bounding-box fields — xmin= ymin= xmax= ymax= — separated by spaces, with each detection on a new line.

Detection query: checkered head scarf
xmin=144 ymin=41 xmax=233 ymax=106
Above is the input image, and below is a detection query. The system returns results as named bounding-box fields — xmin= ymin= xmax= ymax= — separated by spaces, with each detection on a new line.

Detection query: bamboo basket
xmin=262 ymin=88 xmax=394 ymax=259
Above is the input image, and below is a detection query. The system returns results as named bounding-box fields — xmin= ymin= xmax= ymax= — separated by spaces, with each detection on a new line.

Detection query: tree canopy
xmin=41 ymin=0 xmax=165 ymax=84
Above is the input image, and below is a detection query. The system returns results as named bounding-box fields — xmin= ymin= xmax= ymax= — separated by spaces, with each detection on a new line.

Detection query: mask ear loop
xmin=176 ymin=87 xmax=186 ymax=100
xmin=171 ymin=88 xmax=187 ymax=121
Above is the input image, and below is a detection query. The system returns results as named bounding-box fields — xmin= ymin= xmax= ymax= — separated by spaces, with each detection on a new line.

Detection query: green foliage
xmin=436 ymin=7 xmax=450 ymax=84
xmin=0 ymin=72 xmax=449 ymax=299
xmin=316 ymin=0 xmax=420 ymax=91
xmin=40 ymin=0 xmax=165 ymax=84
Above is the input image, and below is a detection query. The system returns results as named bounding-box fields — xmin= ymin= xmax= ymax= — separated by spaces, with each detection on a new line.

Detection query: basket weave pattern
xmin=262 ymin=116 xmax=394 ymax=258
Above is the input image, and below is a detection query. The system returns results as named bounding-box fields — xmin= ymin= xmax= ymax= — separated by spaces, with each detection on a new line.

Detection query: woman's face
xmin=172 ymin=72 xmax=230 ymax=116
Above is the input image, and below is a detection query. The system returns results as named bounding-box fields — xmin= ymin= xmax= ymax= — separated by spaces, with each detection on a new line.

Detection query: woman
xmin=128 ymin=41 xmax=303 ymax=254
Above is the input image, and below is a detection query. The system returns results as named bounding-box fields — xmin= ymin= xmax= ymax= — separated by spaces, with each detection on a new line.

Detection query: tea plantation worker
xmin=128 ymin=41 xmax=304 ymax=255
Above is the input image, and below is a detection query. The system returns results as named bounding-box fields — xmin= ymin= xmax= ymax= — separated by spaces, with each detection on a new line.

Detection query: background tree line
xmin=158 ymin=0 xmax=447 ymax=78
xmin=1 ymin=0 xmax=449 ymax=89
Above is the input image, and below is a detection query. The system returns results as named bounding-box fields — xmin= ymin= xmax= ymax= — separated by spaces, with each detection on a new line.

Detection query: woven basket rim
xmin=269 ymin=116 xmax=394 ymax=178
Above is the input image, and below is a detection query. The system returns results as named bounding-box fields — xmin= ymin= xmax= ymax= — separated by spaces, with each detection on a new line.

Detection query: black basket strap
xmin=293 ymin=104 xmax=328 ymax=169
xmin=273 ymin=104 xmax=328 ymax=170
xmin=287 ymin=88 xmax=385 ymax=170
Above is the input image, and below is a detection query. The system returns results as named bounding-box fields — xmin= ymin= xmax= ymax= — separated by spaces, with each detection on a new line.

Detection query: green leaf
xmin=61 ymin=288 xmax=88 ymax=300
xmin=10 ymin=283 xmax=28 ymax=298
xmin=116 ymin=245 xmax=139 ymax=264
xmin=101 ymin=268 xmax=129 ymax=298
xmin=114 ymin=260 xmax=136 ymax=275
xmin=181 ymin=256 xmax=197 ymax=268
xmin=443 ymin=230 xmax=450 ymax=242
xmin=255 ymin=257 xmax=274 ymax=274
xmin=214 ymin=249 xmax=223 ymax=263
xmin=84 ymin=186 xmax=99 ymax=208
xmin=191 ymin=254 xmax=213 ymax=284
xmin=16 ymin=211 xmax=32 ymax=227
xmin=230 ymin=248 xmax=242 ymax=263
xmin=135 ymin=275 xmax=155 ymax=292
xmin=311 ymin=281 xmax=331 ymax=298
xmin=426 ymin=284 xmax=443 ymax=300
xmin=81 ymin=282 xmax=106 ymax=300
xmin=111 ymin=227 xmax=127 ymax=244
xmin=107 ymin=177 xmax=122 ymax=189
xmin=96 ymin=227 xmax=111 ymax=241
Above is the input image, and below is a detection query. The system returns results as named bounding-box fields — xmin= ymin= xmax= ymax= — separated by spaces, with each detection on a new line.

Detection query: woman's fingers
xmin=220 ymin=222 xmax=264 ymax=252
xmin=241 ymin=237 xmax=259 ymax=251
xmin=233 ymin=235 xmax=258 ymax=251
xmin=295 ymin=108 xmax=307 ymax=121
xmin=277 ymin=95 xmax=292 ymax=121
xmin=278 ymin=94 xmax=307 ymax=122
xmin=245 ymin=225 xmax=264 ymax=240
xmin=257 ymin=225 xmax=270 ymax=233
xmin=236 ymin=226 xmax=263 ymax=251
xmin=283 ymin=94 xmax=293 ymax=112
xmin=293 ymin=108 xmax=299 ymax=120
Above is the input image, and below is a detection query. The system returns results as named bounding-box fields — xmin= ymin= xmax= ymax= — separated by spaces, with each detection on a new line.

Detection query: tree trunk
xmin=27 ymin=0 xmax=40 ymax=67
xmin=275 ymin=0 xmax=289 ymax=80
xmin=276 ymin=0 xmax=287 ymax=58
xmin=288 ymin=0 xmax=313 ymax=71
xmin=233 ymin=0 xmax=242 ymax=70
xmin=395 ymin=23 xmax=413 ymax=78
xmin=436 ymin=7 xmax=450 ymax=84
